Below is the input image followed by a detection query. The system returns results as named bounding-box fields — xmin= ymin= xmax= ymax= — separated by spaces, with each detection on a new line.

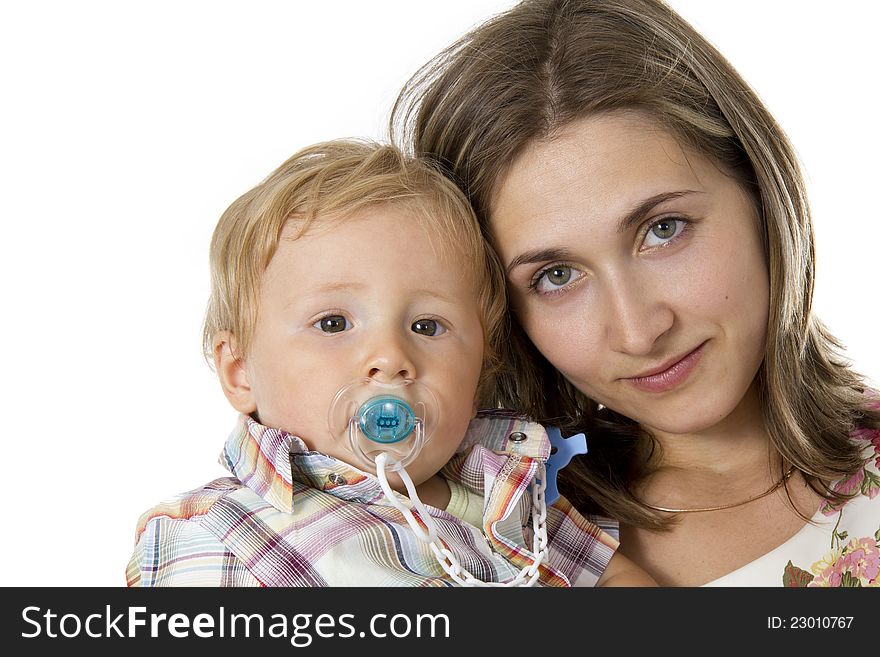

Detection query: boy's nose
xmin=364 ymin=335 xmax=417 ymax=383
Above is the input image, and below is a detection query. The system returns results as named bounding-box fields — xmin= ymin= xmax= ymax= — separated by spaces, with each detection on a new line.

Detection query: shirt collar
xmin=220 ymin=414 xmax=384 ymax=513
xmin=220 ymin=411 xmax=551 ymax=514
xmin=456 ymin=410 xmax=551 ymax=460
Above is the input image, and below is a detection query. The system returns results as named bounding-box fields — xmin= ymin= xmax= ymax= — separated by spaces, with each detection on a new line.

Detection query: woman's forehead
xmin=492 ymin=114 xmax=710 ymax=221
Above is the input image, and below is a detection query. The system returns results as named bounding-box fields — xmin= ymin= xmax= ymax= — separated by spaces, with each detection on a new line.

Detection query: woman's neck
xmin=635 ymin=382 xmax=784 ymax=503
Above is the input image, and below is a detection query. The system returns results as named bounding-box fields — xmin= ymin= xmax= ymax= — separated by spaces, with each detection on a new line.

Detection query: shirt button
xmin=508 ymin=431 xmax=528 ymax=443
xmin=328 ymin=473 xmax=347 ymax=486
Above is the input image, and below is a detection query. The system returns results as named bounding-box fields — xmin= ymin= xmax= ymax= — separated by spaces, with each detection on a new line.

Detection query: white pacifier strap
xmin=374 ymin=452 xmax=549 ymax=587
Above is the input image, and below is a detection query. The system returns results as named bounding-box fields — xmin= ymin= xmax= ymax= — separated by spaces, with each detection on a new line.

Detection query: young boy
xmin=126 ymin=140 xmax=653 ymax=586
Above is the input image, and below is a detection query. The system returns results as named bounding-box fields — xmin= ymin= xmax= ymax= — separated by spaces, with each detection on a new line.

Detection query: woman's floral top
xmin=704 ymin=421 xmax=880 ymax=587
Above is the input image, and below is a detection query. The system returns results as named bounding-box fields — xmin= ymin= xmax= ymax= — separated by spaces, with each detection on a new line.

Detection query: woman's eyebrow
xmin=506 ymin=247 xmax=573 ymax=274
xmin=616 ymin=190 xmax=700 ymax=234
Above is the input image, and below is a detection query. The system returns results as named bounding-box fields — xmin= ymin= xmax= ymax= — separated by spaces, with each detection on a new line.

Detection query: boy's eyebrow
xmin=308 ymin=282 xmax=366 ymax=294
xmin=506 ymin=190 xmax=700 ymax=273
xmin=296 ymin=282 xmax=458 ymax=304
xmin=412 ymin=288 xmax=458 ymax=304
xmin=290 ymin=281 xmax=366 ymax=304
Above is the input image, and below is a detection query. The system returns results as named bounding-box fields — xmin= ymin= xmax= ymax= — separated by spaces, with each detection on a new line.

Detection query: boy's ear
xmin=213 ymin=331 xmax=257 ymax=414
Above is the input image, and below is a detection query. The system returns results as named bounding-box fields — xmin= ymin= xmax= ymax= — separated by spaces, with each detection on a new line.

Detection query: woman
xmin=392 ymin=0 xmax=880 ymax=586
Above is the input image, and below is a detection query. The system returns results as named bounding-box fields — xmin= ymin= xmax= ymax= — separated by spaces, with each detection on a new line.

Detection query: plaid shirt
xmin=127 ymin=412 xmax=619 ymax=587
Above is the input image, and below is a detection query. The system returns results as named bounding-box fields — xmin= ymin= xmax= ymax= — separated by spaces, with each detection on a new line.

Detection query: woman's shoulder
xmin=705 ymin=424 xmax=880 ymax=587
xmin=704 ymin=495 xmax=880 ymax=587
xmin=780 ymin=477 xmax=880 ymax=588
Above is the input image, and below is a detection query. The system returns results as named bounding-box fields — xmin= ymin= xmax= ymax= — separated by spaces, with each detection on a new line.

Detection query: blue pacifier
xmin=358 ymin=396 xmax=416 ymax=444
xmin=328 ymin=379 xmax=438 ymax=471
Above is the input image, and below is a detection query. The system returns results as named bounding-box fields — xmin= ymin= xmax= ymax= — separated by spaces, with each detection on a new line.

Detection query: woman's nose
xmin=603 ymin=275 xmax=674 ymax=356
xmin=363 ymin=332 xmax=417 ymax=383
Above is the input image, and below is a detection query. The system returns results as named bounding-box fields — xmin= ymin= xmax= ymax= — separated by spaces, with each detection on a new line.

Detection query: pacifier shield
xmin=327 ymin=378 xmax=439 ymax=470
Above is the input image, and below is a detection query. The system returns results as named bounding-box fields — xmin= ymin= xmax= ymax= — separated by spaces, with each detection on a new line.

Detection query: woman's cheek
xmin=527 ymin=307 xmax=603 ymax=384
xmin=698 ymin=245 xmax=768 ymax=329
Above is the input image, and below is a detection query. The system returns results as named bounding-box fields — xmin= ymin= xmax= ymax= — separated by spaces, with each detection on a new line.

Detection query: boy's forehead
xmin=280 ymin=204 xmax=480 ymax=271
xmin=270 ymin=206 xmax=481 ymax=290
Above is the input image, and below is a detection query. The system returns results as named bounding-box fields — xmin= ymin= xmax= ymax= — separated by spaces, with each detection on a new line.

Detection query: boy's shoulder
xmin=131 ymin=476 xmax=244 ymax=541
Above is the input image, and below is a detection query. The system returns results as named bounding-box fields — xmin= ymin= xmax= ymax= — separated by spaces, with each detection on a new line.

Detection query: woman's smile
xmin=621 ymin=340 xmax=707 ymax=394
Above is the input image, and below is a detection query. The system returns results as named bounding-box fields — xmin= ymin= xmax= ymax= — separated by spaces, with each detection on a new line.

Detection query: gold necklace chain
xmin=636 ymin=465 xmax=796 ymax=514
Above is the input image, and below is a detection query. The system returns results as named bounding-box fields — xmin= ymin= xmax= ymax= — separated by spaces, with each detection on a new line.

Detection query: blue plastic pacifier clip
xmin=541 ymin=427 xmax=588 ymax=506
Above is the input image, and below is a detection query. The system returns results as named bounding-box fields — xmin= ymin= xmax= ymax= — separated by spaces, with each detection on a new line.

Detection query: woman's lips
xmin=623 ymin=341 xmax=707 ymax=393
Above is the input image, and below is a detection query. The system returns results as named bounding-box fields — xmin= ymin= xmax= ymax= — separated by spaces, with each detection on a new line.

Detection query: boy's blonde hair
xmin=203 ymin=139 xmax=507 ymax=397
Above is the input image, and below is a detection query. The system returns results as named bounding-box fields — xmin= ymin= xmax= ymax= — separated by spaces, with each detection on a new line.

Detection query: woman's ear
xmin=213 ymin=331 xmax=257 ymax=414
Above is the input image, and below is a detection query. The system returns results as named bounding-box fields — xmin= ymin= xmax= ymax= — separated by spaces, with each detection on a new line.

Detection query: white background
xmin=1 ymin=1 xmax=876 ymax=586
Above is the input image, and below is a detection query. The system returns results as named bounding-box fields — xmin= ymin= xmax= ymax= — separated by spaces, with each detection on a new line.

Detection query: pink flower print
xmin=822 ymin=469 xmax=865 ymax=516
xmin=864 ymin=395 xmax=880 ymax=412
xmin=809 ymin=538 xmax=880 ymax=587
xmin=852 ymin=426 xmax=880 ymax=458
xmin=851 ymin=426 xmax=876 ymax=443
xmin=836 ymin=470 xmax=864 ymax=495
xmin=809 ymin=547 xmax=844 ymax=587
xmin=836 ymin=537 xmax=880 ymax=586
xmin=850 ymin=413 xmax=880 ymax=470
xmin=864 ymin=469 xmax=880 ymax=500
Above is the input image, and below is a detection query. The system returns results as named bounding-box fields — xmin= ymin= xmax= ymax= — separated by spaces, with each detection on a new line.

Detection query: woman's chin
xmin=608 ymin=392 xmax=742 ymax=438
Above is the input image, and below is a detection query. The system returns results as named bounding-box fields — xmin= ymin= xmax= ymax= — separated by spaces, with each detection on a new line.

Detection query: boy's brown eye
xmin=318 ymin=315 xmax=348 ymax=333
xmin=412 ymin=319 xmax=444 ymax=336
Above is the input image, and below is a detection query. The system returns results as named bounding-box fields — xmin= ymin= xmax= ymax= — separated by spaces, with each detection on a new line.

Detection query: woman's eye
xmin=642 ymin=217 xmax=684 ymax=248
xmin=412 ymin=318 xmax=446 ymax=336
xmin=315 ymin=315 xmax=348 ymax=333
xmin=533 ymin=264 xmax=584 ymax=294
